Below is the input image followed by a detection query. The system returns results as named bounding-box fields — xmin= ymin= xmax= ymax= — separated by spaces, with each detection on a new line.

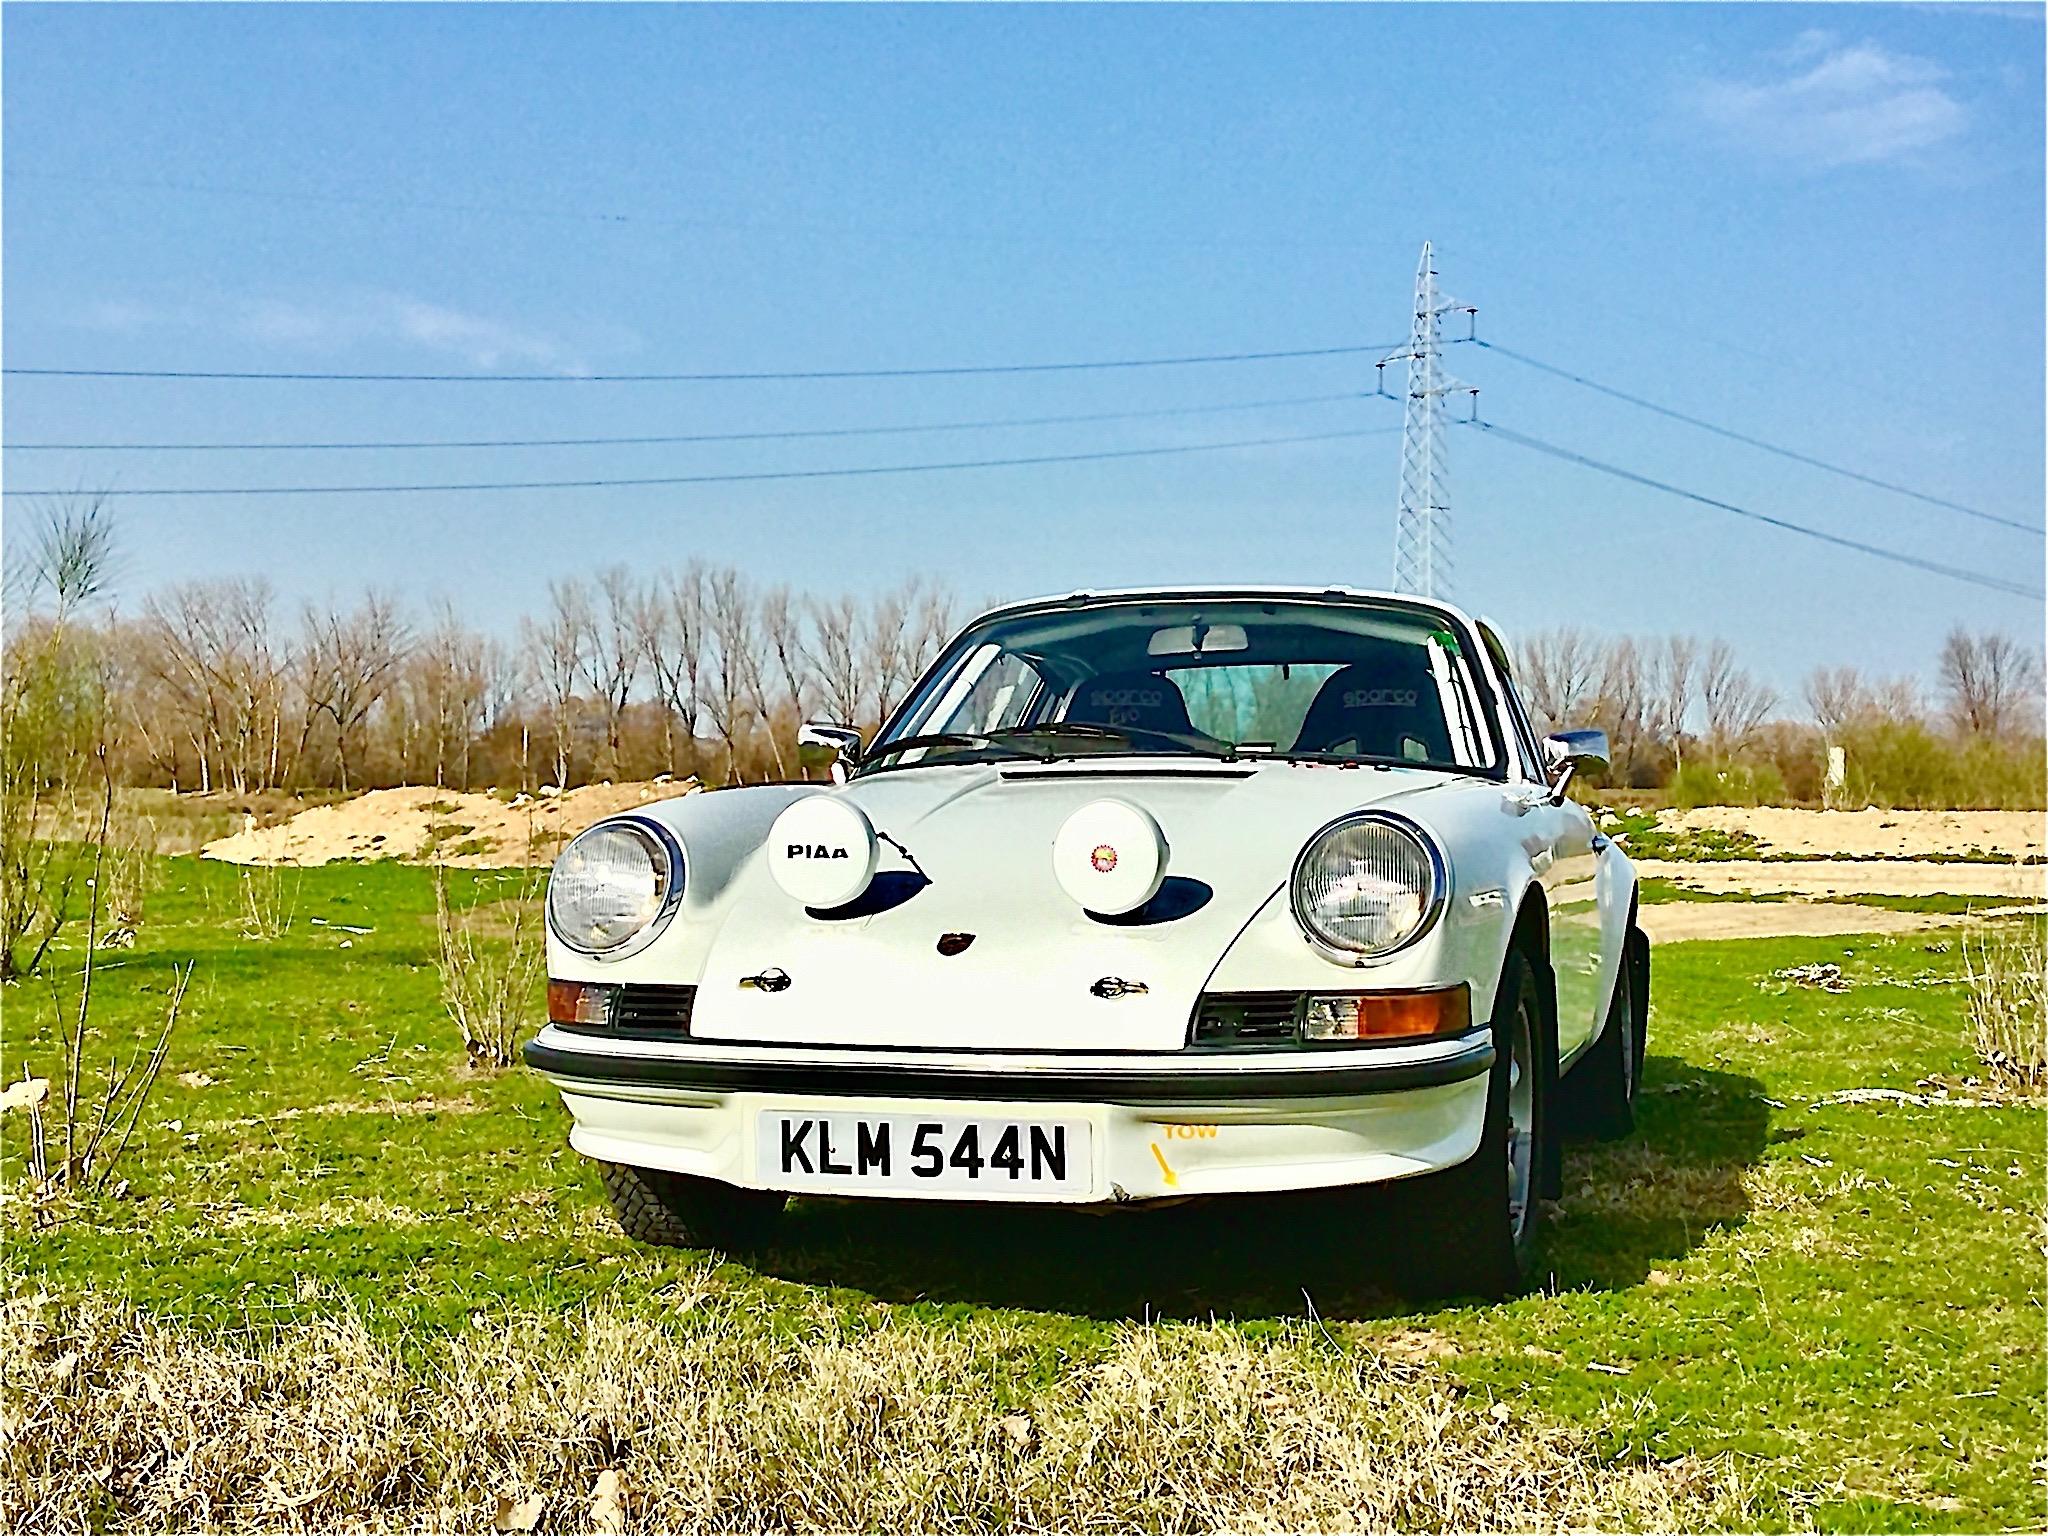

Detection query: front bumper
xmin=525 ymin=1026 xmax=1493 ymax=1203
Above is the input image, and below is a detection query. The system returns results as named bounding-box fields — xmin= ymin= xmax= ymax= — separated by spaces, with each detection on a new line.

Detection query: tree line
xmin=6 ymin=497 xmax=2042 ymax=807
xmin=1512 ymin=625 xmax=2043 ymax=807
xmin=26 ymin=552 xmax=962 ymax=795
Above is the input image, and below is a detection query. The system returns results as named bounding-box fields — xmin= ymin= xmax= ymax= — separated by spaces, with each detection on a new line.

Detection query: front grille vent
xmin=1191 ymin=992 xmax=1302 ymax=1048
xmin=610 ymin=984 xmax=697 ymax=1040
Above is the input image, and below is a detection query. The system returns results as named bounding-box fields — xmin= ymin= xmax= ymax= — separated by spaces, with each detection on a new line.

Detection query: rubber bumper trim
xmin=523 ymin=1033 xmax=1494 ymax=1103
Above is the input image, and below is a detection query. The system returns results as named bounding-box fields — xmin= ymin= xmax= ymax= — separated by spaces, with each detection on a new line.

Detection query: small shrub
xmin=235 ymin=862 xmax=302 ymax=940
xmin=435 ymin=871 xmax=545 ymax=1069
xmin=1838 ymin=720 xmax=2047 ymax=810
xmin=1666 ymin=760 xmax=1788 ymax=810
xmin=1961 ymin=920 xmax=2046 ymax=1095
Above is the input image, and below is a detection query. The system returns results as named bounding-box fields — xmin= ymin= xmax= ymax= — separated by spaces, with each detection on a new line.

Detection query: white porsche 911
xmin=526 ymin=587 xmax=1648 ymax=1297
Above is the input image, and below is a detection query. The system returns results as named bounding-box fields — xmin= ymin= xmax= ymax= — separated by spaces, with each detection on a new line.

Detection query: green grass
xmin=1638 ymin=876 xmax=1789 ymax=905
xmin=1635 ymin=882 xmax=2031 ymax=918
xmin=4 ymin=857 xmax=2042 ymax=1530
xmin=1830 ymin=891 xmax=2042 ymax=917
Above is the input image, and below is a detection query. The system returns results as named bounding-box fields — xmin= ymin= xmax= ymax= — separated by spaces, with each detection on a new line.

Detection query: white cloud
xmin=1684 ymin=38 xmax=1968 ymax=171
xmin=73 ymin=290 xmax=592 ymax=371
xmin=236 ymin=293 xmax=574 ymax=369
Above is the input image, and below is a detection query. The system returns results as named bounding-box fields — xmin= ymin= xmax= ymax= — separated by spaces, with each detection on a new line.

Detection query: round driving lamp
xmin=1289 ymin=812 xmax=1447 ymax=963
xmin=547 ymin=819 xmax=682 ymax=956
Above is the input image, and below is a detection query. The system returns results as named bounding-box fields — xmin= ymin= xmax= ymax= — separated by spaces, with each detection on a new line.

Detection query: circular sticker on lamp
xmin=1053 ymin=799 xmax=1168 ymax=915
xmin=767 ymin=795 xmax=880 ymax=909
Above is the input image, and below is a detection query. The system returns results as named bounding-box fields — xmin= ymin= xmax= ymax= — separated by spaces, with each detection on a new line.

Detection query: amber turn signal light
xmin=1301 ymin=984 xmax=1470 ymax=1042
xmin=547 ymin=979 xmax=616 ymax=1026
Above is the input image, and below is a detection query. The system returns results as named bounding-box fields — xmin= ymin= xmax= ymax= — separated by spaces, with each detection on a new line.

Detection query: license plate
xmin=756 ymin=1110 xmax=1091 ymax=1196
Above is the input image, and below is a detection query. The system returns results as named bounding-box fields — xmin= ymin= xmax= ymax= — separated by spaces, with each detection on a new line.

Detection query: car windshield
xmin=862 ymin=598 xmax=1503 ymax=774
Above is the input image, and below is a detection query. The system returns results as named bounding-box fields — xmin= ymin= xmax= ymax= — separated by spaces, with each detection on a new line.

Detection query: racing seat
xmin=1291 ymin=655 xmax=1454 ymax=763
xmin=1065 ymin=670 xmax=1196 ymax=739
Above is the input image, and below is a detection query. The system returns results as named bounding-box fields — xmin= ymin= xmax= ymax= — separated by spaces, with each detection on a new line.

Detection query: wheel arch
xmin=1504 ymin=883 xmax=1564 ymax=1201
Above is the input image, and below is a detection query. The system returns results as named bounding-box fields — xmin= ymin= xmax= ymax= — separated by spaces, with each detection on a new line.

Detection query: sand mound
xmin=1632 ymin=900 xmax=2046 ymax=944
xmin=200 ymin=780 xmax=701 ymax=868
xmin=1632 ymin=859 xmax=2046 ymax=900
xmin=1659 ymin=807 xmax=2044 ymax=862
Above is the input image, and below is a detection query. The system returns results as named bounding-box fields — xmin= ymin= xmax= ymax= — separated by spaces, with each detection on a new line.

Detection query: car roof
xmin=960 ymin=584 xmax=1486 ymax=634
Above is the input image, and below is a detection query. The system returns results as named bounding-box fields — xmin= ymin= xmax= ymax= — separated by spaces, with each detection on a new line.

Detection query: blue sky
xmin=4 ymin=2 xmax=2042 ymax=693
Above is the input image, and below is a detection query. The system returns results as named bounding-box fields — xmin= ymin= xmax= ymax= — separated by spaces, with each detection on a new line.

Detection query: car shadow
xmin=743 ymin=1053 xmax=1771 ymax=1321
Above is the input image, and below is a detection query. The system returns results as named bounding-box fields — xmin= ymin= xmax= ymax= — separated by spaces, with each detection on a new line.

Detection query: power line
xmin=0 ymin=424 xmax=1400 ymax=500
xmin=1467 ymin=419 xmax=2041 ymax=601
xmin=3 ymin=342 xmax=1396 ymax=385
xmin=3 ymin=391 xmax=1367 ymax=453
xmin=1472 ymin=339 xmax=2040 ymax=538
xmin=9 ymin=168 xmax=1370 ymax=254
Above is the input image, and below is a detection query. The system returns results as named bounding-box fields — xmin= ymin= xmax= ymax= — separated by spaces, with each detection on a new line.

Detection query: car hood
xmin=687 ymin=758 xmax=1460 ymax=1052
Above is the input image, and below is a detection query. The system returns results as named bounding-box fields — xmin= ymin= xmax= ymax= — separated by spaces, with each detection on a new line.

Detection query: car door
xmin=1476 ymin=625 xmax=1604 ymax=1062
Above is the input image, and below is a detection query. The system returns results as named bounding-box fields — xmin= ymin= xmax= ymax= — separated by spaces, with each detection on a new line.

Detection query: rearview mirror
xmin=1147 ymin=622 xmax=1248 ymax=656
xmin=1541 ymin=728 xmax=1609 ymax=801
xmin=798 ymin=722 xmax=863 ymax=783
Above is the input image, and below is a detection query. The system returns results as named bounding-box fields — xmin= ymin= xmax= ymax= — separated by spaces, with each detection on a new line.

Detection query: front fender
xmin=1200 ymin=793 xmax=1547 ymax=1023
xmin=545 ymin=784 xmax=814 ymax=983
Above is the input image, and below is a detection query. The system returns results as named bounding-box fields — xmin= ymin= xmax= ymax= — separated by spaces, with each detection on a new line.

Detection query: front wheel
xmin=1391 ymin=945 xmax=1549 ymax=1301
xmin=1560 ymin=921 xmax=1649 ymax=1140
xmin=599 ymin=1161 xmax=787 ymax=1251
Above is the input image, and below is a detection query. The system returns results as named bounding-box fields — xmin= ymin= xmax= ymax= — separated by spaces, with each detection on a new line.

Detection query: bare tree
xmin=139 ymin=578 xmax=294 ymax=793
xmin=868 ymin=583 xmax=918 ymax=727
xmin=2 ymin=496 xmax=118 ymax=979
xmin=1804 ymin=664 xmax=1867 ymax=742
xmin=300 ymin=591 xmax=410 ymax=791
xmin=580 ymin=567 xmax=643 ymax=779
xmin=751 ymin=584 xmax=812 ymax=778
xmin=1700 ymin=639 xmax=1777 ymax=752
xmin=806 ymin=592 xmax=868 ymax=728
xmin=397 ymin=605 xmax=498 ymax=788
xmin=908 ymin=578 xmax=959 ymax=679
xmin=1591 ymin=636 xmax=1648 ymax=779
xmin=1513 ymin=626 xmax=1599 ymax=734
xmin=637 ymin=563 xmax=710 ymax=778
xmin=1646 ymin=635 xmax=1699 ymax=769
xmin=1940 ymin=628 xmax=2045 ymax=740
xmin=520 ymin=580 xmax=588 ymax=788
xmin=701 ymin=567 xmax=757 ymax=782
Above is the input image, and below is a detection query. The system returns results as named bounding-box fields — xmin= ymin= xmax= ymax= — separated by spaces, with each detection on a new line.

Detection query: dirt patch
xmin=1659 ymin=807 xmax=2043 ymax=862
xmin=199 ymin=780 xmax=701 ymax=869
xmin=1635 ymin=859 xmax=2045 ymax=900
xmin=1628 ymin=900 xmax=2046 ymax=944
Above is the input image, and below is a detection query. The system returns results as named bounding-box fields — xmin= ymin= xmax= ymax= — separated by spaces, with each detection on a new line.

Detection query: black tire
xmin=1559 ymin=917 xmax=1649 ymax=1141
xmin=1391 ymin=944 xmax=1550 ymax=1301
xmin=599 ymin=1161 xmax=786 ymax=1251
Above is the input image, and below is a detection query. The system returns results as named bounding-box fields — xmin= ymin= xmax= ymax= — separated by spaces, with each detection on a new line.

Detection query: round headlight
xmin=1289 ymin=812 xmax=1446 ymax=962
xmin=547 ymin=820 xmax=680 ymax=955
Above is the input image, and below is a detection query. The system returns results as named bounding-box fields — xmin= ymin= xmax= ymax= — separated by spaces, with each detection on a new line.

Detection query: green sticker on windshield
xmin=1430 ymin=628 xmax=1462 ymax=655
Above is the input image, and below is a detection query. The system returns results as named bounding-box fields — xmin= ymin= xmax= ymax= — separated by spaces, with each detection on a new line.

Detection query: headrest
xmin=1066 ymin=670 xmax=1194 ymax=739
xmin=1292 ymin=657 xmax=1453 ymax=763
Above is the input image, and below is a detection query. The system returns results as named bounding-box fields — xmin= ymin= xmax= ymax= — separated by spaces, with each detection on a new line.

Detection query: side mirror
xmin=1541 ymin=729 xmax=1609 ymax=801
xmin=798 ymin=722 xmax=863 ymax=783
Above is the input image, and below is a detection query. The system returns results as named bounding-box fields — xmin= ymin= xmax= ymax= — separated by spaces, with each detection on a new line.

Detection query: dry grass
xmin=232 ymin=863 xmax=302 ymax=942
xmin=0 ymin=1286 xmax=1751 ymax=1534
xmin=1961 ymin=918 xmax=2047 ymax=1096
xmin=434 ymin=871 xmax=546 ymax=1070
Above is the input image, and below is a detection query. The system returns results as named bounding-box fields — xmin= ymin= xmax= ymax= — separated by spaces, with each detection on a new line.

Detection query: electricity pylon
xmin=1383 ymin=242 xmax=1476 ymax=600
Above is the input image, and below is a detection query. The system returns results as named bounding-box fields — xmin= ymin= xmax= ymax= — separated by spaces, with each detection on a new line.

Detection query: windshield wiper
xmin=987 ymin=722 xmax=1239 ymax=760
xmin=863 ymin=721 xmax=1239 ymax=771
xmin=859 ymin=730 xmax=1068 ymax=768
